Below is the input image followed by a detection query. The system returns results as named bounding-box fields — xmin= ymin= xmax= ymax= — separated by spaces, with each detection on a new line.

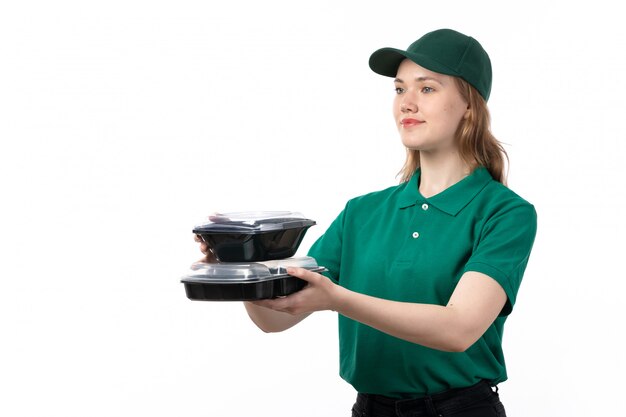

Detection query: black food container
xmin=193 ymin=211 xmax=316 ymax=262
xmin=181 ymin=256 xmax=327 ymax=301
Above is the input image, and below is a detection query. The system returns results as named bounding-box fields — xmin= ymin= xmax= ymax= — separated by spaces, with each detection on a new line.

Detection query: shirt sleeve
xmin=306 ymin=207 xmax=347 ymax=284
xmin=463 ymin=201 xmax=537 ymax=316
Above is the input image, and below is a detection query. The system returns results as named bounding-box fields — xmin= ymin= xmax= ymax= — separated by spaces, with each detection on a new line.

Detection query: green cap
xmin=369 ymin=29 xmax=492 ymax=101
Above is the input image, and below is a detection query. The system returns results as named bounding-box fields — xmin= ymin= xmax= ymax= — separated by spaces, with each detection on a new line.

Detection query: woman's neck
xmin=418 ymin=152 xmax=471 ymax=198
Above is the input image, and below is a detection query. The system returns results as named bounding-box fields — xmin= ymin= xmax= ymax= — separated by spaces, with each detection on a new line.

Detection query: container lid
xmin=181 ymin=256 xmax=326 ymax=283
xmin=193 ymin=211 xmax=316 ymax=234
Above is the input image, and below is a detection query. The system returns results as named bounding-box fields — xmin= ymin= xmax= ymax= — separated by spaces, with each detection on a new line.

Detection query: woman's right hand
xmin=193 ymin=234 xmax=217 ymax=263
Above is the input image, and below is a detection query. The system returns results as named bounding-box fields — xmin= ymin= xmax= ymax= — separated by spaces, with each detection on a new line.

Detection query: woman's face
xmin=393 ymin=59 xmax=468 ymax=154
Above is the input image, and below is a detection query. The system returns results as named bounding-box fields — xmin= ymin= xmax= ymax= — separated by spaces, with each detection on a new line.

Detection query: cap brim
xmin=369 ymin=47 xmax=460 ymax=79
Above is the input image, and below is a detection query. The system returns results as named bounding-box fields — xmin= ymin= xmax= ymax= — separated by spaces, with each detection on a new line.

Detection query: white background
xmin=1 ymin=1 xmax=624 ymax=416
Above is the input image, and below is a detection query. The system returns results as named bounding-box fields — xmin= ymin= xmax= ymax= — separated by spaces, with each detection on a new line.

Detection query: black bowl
xmin=182 ymin=275 xmax=309 ymax=301
xmin=194 ymin=216 xmax=315 ymax=262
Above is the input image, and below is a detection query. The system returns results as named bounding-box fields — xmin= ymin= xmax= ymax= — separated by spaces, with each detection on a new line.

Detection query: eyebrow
xmin=394 ymin=76 xmax=444 ymax=85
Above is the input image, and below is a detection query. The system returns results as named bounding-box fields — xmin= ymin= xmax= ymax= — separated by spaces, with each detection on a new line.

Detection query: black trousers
xmin=351 ymin=380 xmax=506 ymax=417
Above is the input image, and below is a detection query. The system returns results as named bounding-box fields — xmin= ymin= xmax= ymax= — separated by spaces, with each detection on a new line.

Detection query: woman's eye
xmin=395 ymin=87 xmax=404 ymax=94
xmin=421 ymin=86 xmax=434 ymax=93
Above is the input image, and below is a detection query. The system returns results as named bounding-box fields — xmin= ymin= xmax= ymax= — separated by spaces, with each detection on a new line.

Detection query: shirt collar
xmin=398 ymin=167 xmax=493 ymax=216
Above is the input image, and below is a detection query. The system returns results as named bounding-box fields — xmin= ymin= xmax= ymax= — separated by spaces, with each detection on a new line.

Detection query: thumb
xmin=287 ymin=267 xmax=320 ymax=284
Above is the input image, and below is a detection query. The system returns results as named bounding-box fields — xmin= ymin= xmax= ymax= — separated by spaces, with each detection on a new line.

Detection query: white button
xmin=422 ymin=203 xmax=429 ymax=210
xmin=412 ymin=231 xmax=420 ymax=239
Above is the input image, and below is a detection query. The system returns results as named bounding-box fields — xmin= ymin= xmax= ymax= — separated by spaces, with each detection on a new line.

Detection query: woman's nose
xmin=400 ymin=95 xmax=417 ymax=113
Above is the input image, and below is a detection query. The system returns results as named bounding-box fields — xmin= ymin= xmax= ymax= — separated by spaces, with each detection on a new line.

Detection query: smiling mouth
xmin=401 ymin=119 xmax=424 ymax=127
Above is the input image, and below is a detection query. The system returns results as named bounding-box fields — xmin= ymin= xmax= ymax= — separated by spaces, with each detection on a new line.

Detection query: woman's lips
xmin=400 ymin=118 xmax=424 ymax=127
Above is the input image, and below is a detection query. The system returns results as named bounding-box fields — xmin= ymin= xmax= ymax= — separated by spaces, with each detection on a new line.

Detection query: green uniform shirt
xmin=307 ymin=167 xmax=537 ymax=397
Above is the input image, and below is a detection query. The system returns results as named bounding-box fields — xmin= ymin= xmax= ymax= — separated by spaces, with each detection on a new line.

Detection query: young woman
xmin=200 ymin=29 xmax=537 ymax=417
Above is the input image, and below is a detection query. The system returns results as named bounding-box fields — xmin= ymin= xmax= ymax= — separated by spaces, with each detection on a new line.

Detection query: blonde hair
xmin=397 ymin=78 xmax=508 ymax=185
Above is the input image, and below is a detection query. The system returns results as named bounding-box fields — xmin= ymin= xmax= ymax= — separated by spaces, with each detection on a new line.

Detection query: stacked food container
xmin=181 ymin=211 xmax=326 ymax=301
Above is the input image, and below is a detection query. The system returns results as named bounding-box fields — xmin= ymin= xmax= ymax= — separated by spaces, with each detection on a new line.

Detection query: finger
xmin=253 ymin=298 xmax=288 ymax=312
xmin=204 ymin=249 xmax=217 ymax=263
xmin=251 ymin=299 xmax=273 ymax=308
xmin=200 ymin=242 xmax=209 ymax=254
xmin=286 ymin=267 xmax=322 ymax=283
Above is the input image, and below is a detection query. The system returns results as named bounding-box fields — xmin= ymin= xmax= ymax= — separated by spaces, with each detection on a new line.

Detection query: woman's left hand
xmin=252 ymin=267 xmax=341 ymax=315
